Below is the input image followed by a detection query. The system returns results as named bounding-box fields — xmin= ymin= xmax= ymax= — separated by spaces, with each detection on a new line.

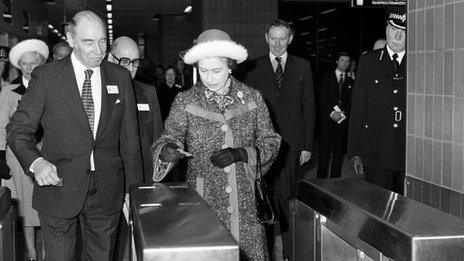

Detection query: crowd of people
xmin=0 ymin=7 xmax=406 ymax=261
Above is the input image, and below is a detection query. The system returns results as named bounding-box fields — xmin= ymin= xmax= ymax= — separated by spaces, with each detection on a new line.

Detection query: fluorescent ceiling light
xmin=106 ymin=4 xmax=112 ymax=12
xmin=298 ymin=15 xmax=313 ymax=21
xmin=320 ymin=9 xmax=337 ymax=15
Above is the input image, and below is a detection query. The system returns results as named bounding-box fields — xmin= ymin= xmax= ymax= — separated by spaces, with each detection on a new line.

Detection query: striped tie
xmin=275 ymin=57 xmax=283 ymax=86
xmin=82 ymin=69 xmax=94 ymax=133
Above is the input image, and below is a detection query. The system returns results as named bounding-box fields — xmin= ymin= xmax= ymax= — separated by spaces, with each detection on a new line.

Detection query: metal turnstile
xmin=129 ymin=182 xmax=239 ymax=261
xmin=294 ymin=178 xmax=464 ymax=261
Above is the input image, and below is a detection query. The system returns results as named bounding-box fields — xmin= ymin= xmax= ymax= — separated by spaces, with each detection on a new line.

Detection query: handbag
xmin=254 ymin=148 xmax=277 ymax=225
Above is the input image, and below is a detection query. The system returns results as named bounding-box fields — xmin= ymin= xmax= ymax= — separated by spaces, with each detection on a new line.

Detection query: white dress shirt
xmin=71 ymin=52 xmax=102 ymax=170
xmin=269 ymin=51 xmax=288 ymax=72
xmin=386 ymin=44 xmax=405 ymax=64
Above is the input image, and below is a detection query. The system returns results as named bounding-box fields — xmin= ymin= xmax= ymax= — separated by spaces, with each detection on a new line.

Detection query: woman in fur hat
xmin=152 ymin=29 xmax=281 ymax=260
xmin=0 ymin=39 xmax=49 ymax=261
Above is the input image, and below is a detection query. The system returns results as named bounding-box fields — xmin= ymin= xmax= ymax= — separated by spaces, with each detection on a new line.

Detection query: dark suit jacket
xmin=133 ymin=80 xmax=163 ymax=182
xmin=246 ymin=54 xmax=315 ymax=152
xmin=347 ymin=47 xmax=406 ymax=171
xmin=318 ymin=72 xmax=354 ymax=131
xmin=6 ymin=56 xmax=143 ymax=217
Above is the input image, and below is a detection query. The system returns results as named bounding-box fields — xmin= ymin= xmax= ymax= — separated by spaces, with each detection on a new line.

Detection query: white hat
xmin=183 ymin=29 xmax=248 ymax=65
xmin=9 ymin=39 xmax=49 ymax=68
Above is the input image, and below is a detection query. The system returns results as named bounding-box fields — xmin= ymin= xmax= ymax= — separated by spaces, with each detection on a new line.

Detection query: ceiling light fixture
xmin=106 ymin=4 xmax=112 ymax=12
xmin=184 ymin=5 xmax=192 ymax=13
xmin=320 ymin=9 xmax=337 ymax=15
xmin=108 ymin=19 xmax=113 ymax=24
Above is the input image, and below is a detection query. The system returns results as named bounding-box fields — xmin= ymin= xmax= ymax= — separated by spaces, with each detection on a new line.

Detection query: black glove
xmin=0 ymin=150 xmax=10 ymax=180
xmin=210 ymin=148 xmax=248 ymax=168
xmin=350 ymin=156 xmax=365 ymax=178
xmin=159 ymin=143 xmax=185 ymax=163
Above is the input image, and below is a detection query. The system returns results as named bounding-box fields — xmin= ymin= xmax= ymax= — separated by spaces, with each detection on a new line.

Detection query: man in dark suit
xmin=6 ymin=10 xmax=142 ymax=260
xmin=348 ymin=10 xmax=406 ymax=194
xmin=109 ymin=36 xmax=163 ymax=182
xmin=246 ymin=19 xmax=315 ymax=260
xmin=317 ymin=51 xmax=354 ymax=179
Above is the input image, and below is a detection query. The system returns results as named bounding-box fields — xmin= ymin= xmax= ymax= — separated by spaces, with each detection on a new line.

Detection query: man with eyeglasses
xmin=108 ymin=36 xmax=163 ymax=182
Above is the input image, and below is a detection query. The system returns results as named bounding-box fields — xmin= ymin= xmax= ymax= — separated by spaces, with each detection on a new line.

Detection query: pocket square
xmin=115 ymin=99 xmax=121 ymax=104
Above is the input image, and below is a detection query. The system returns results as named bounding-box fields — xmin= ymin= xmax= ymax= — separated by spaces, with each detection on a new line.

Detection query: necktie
xmin=392 ymin=53 xmax=400 ymax=71
xmin=82 ymin=69 xmax=94 ymax=133
xmin=338 ymin=73 xmax=344 ymax=96
xmin=275 ymin=57 xmax=283 ymax=86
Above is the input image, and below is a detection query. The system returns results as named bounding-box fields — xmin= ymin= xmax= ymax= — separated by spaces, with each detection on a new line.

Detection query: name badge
xmin=106 ymin=85 xmax=119 ymax=94
xmin=137 ymin=103 xmax=150 ymax=111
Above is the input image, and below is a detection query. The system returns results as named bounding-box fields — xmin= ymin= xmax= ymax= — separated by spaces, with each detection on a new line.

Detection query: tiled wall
xmin=406 ymin=0 xmax=464 ymax=218
xmin=194 ymin=0 xmax=278 ymax=59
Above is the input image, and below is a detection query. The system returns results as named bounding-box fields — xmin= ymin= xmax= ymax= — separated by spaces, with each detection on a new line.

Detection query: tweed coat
xmin=154 ymin=77 xmax=281 ymax=260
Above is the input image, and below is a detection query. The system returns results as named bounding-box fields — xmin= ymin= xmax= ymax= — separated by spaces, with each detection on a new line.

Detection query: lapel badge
xmin=107 ymin=85 xmax=119 ymax=94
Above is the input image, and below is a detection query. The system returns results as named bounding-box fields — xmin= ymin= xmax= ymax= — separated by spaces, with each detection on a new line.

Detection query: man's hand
xmin=350 ymin=156 xmax=365 ymax=178
xmin=300 ymin=150 xmax=311 ymax=165
xmin=330 ymin=111 xmax=345 ymax=123
xmin=33 ymin=158 xmax=62 ymax=186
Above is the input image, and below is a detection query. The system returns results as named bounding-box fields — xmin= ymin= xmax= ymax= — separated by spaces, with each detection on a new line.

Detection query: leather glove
xmin=210 ymin=148 xmax=248 ymax=168
xmin=350 ymin=156 xmax=365 ymax=178
xmin=159 ymin=143 xmax=185 ymax=163
xmin=0 ymin=150 xmax=10 ymax=180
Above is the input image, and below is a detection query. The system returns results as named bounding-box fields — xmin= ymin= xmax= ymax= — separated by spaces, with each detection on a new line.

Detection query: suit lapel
xmin=58 ymin=57 xmax=93 ymax=136
xmin=263 ymin=57 xmax=278 ymax=88
xmin=96 ymin=62 xmax=118 ymax=141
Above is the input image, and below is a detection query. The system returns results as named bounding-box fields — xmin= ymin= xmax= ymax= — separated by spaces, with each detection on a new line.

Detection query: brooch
xmin=237 ymin=91 xmax=245 ymax=104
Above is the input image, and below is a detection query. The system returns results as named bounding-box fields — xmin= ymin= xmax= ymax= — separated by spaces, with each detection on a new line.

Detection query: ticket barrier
xmin=294 ymin=178 xmax=464 ymax=261
xmin=129 ymin=182 xmax=239 ymax=261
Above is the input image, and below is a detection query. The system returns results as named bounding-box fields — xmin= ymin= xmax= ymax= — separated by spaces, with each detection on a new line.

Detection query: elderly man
xmin=246 ymin=19 xmax=315 ymax=260
xmin=108 ymin=36 xmax=163 ymax=182
xmin=6 ymin=10 xmax=142 ymax=261
xmin=348 ymin=10 xmax=406 ymax=195
xmin=52 ymin=41 xmax=72 ymax=61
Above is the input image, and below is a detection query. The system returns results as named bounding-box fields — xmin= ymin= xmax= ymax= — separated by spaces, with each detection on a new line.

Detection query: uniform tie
xmin=275 ymin=57 xmax=283 ymax=86
xmin=392 ymin=53 xmax=400 ymax=71
xmin=81 ymin=69 xmax=94 ymax=133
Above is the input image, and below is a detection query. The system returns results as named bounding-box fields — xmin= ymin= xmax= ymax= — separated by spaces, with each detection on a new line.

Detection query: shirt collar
xmin=71 ymin=52 xmax=101 ymax=74
xmin=269 ymin=51 xmax=288 ymax=65
xmin=335 ymin=68 xmax=345 ymax=77
xmin=386 ymin=44 xmax=405 ymax=64
xmin=22 ymin=76 xmax=30 ymax=88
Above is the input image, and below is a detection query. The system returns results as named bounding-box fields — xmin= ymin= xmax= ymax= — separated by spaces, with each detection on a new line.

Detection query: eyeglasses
xmin=110 ymin=53 xmax=142 ymax=67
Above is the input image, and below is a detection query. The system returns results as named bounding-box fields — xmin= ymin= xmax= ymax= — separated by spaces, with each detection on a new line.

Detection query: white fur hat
xmin=183 ymin=29 xmax=248 ymax=65
xmin=9 ymin=39 xmax=49 ymax=68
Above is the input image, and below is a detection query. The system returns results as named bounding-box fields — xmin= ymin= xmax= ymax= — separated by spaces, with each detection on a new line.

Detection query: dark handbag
xmin=255 ymin=149 xmax=277 ymax=225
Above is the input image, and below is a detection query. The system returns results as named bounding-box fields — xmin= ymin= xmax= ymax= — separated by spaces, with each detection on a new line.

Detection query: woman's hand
xmin=210 ymin=148 xmax=248 ymax=168
xmin=160 ymin=143 xmax=185 ymax=162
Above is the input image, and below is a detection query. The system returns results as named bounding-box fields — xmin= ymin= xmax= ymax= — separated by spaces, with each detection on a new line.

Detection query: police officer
xmin=347 ymin=10 xmax=406 ymax=194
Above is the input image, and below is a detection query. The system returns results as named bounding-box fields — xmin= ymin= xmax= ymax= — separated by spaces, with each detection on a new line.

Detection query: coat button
xmin=393 ymin=89 xmax=398 ymax=94
xmin=221 ymin=125 xmax=229 ymax=132
xmin=227 ymin=206 xmax=234 ymax=213
xmin=222 ymin=144 xmax=229 ymax=149
xmin=225 ymin=186 xmax=232 ymax=193
xmin=224 ymin=166 xmax=231 ymax=173
xmin=393 ymin=123 xmax=398 ymax=128
xmin=393 ymin=106 xmax=398 ymax=111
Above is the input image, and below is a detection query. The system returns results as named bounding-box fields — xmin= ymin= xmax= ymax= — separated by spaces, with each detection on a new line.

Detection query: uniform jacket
xmin=132 ymin=80 xmax=163 ymax=182
xmin=154 ymin=78 xmax=281 ymax=259
xmin=6 ymin=56 xmax=143 ymax=218
xmin=246 ymin=54 xmax=315 ymax=152
xmin=318 ymin=71 xmax=354 ymax=130
xmin=347 ymin=47 xmax=406 ymax=171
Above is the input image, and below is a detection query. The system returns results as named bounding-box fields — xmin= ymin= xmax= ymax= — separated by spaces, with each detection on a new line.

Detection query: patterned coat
xmin=154 ymin=77 xmax=281 ymax=260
